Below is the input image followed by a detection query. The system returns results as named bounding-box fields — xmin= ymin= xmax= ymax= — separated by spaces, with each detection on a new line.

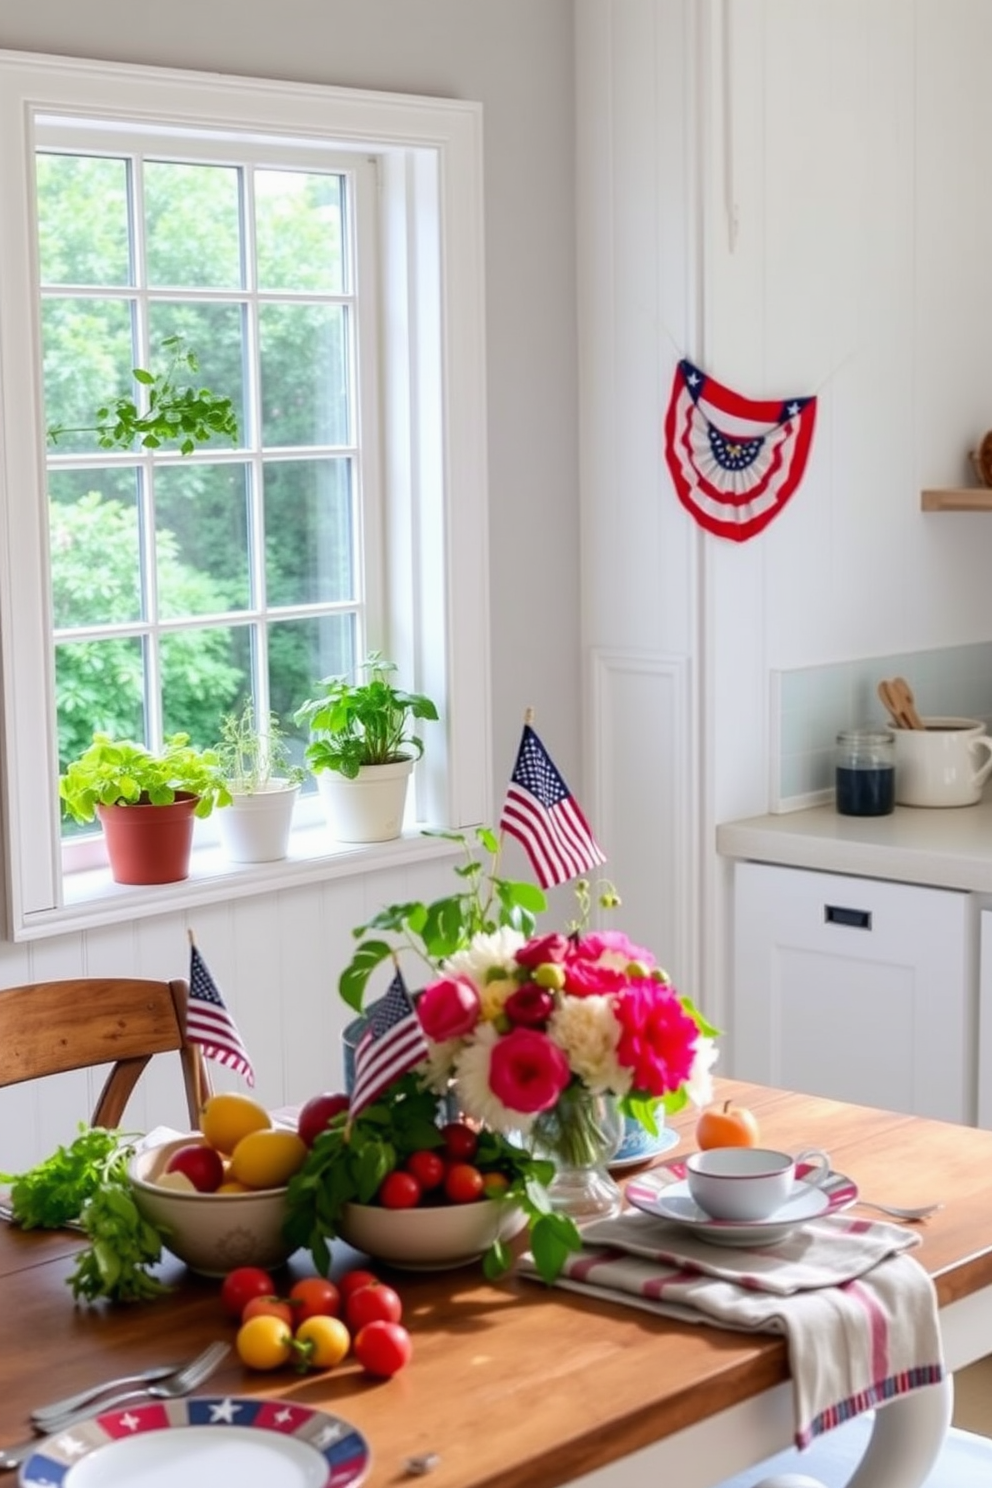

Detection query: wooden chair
xmin=0 ymin=977 xmax=210 ymax=1129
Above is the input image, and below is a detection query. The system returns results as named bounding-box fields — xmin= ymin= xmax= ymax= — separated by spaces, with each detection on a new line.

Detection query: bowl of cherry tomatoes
xmin=336 ymin=1193 xmax=526 ymax=1270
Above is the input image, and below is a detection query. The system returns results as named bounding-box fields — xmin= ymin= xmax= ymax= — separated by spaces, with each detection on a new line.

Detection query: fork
xmin=0 ymin=1340 xmax=230 ymax=1472
xmin=31 ymin=1354 xmax=199 ymax=1425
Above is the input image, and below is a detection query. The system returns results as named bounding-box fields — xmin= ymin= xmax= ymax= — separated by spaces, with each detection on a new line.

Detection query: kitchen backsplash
xmin=771 ymin=642 xmax=992 ymax=812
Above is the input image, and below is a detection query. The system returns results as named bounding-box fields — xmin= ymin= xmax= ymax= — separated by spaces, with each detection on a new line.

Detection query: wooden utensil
xmin=891 ymin=676 xmax=925 ymax=730
xmin=877 ymin=680 xmax=909 ymax=729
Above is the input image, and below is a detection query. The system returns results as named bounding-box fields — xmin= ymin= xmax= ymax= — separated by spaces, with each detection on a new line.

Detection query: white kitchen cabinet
xmin=979 ymin=913 xmax=992 ymax=1130
xmin=732 ymin=862 xmax=975 ymax=1123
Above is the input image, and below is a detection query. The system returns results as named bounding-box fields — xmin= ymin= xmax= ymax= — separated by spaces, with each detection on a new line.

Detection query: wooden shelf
xmin=921 ymin=488 xmax=992 ymax=511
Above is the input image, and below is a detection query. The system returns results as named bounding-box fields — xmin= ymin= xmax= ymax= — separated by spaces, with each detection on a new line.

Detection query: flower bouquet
xmin=284 ymin=829 xmax=718 ymax=1283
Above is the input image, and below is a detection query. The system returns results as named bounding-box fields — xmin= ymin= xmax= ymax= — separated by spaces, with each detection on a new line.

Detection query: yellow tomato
xmin=236 ymin=1313 xmax=293 ymax=1371
xmin=199 ymin=1092 xmax=272 ymax=1154
xmin=294 ymin=1315 xmax=351 ymax=1370
xmin=229 ymin=1128 xmax=308 ymax=1189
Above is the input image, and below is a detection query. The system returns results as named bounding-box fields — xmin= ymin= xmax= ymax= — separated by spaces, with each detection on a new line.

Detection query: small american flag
xmin=187 ymin=942 xmax=255 ymax=1086
xmin=350 ymin=970 xmax=429 ymax=1117
xmin=500 ymin=723 xmax=606 ymax=889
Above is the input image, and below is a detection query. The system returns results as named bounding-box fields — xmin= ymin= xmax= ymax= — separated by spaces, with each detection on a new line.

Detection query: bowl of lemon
xmin=128 ymin=1093 xmax=306 ymax=1276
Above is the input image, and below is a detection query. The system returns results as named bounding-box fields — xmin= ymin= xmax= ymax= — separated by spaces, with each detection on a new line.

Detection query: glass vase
xmin=530 ymin=1086 xmax=624 ymax=1222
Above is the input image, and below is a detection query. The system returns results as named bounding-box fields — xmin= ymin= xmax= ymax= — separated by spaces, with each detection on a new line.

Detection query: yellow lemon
xmin=199 ymin=1091 xmax=272 ymax=1154
xmin=216 ymin=1179 xmax=253 ymax=1194
xmin=229 ymin=1128 xmax=307 ymax=1189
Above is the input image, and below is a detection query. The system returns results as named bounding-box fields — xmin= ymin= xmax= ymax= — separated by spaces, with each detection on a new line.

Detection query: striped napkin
xmin=518 ymin=1210 xmax=945 ymax=1447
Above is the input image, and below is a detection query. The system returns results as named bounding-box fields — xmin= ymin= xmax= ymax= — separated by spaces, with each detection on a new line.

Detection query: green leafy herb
xmin=283 ymin=1074 xmax=581 ymax=1284
xmin=1 ymin=1125 xmax=170 ymax=1303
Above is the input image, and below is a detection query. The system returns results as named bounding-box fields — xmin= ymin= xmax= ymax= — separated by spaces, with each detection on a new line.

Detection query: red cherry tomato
xmin=378 ymin=1170 xmax=422 ymax=1209
xmin=220 ymin=1265 xmax=278 ymax=1319
xmin=242 ymin=1294 xmax=295 ymax=1328
xmin=444 ymin=1161 xmax=485 ymax=1204
xmin=337 ymin=1268 xmax=379 ymax=1301
xmin=353 ymin=1319 xmax=412 ymax=1378
xmin=288 ymin=1276 xmax=342 ymax=1321
xmin=345 ymin=1280 xmax=403 ymax=1331
xmin=441 ymin=1121 xmax=479 ymax=1161
xmin=404 ymin=1149 xmax=445 ymax=1191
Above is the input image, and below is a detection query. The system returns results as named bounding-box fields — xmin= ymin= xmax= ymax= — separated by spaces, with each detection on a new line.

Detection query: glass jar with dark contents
xmin=835 ymin=728 xmax=895 ymax=816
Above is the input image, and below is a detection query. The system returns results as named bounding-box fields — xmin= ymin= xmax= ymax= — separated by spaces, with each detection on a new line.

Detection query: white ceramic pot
xmin=893 ymin=717 xmax=992 ymax=807
xmin=316 ymin=758 xmax=414 ymax=842
xmin=217 ymin=780 xmax=300 ymax=862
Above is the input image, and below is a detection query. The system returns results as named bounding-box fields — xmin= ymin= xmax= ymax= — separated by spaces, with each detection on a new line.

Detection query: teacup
xmin=685 ymin=1146 xmax=831 ymax=1223
xmin=893 ymin=717 xmax=992 ymax=808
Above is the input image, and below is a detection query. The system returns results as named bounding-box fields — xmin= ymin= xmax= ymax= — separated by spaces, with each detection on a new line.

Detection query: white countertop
xmin=716 ymin=793 xmax=992 ymax=893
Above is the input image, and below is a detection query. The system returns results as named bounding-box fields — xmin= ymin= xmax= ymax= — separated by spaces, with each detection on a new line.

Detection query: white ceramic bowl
xmin=336 ymin=1198 xmax=527 ymax=1271
xmin=127 ymin=1135 xmax=297 ymax=1277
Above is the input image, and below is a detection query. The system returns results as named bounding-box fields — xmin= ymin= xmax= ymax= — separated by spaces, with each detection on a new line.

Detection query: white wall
xmin=0 ymin=0 xmax=582 ymax=1169
xmin=576 ymin=0 xmax=992 ymax=1050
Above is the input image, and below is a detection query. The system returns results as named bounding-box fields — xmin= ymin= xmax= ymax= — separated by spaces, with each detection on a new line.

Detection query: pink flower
xmin=515 ymin=933 xmax=571 ymax=969
xmin=611 ymin=983 xmax=698 ymax=1099
xmin=488 ymin=1027 xmax=571 ymax=1114
xmin=503 ymin=984 xmax=555 ymax=1029
xmin=417 ymin=976 xmax=482 ymax=1041
xmin=561 ymin=931 xmax=658 ymax=997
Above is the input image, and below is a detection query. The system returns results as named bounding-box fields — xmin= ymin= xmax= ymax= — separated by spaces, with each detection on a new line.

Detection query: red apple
xmin=164 ymin=1141 xmax=225 ymax=1193
xmin=297 ymin=1091 xmax=351 ymax=1148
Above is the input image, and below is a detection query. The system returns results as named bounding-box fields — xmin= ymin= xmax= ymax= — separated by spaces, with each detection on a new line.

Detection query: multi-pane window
xmin=39 ymin=132 xmax=381 ymax=817
xmin=0 ymin=53 xmax=489 ymax=937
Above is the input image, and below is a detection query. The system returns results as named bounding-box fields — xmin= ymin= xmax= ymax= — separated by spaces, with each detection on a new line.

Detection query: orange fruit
xmin=695 ymin=1099 xmax=760 ymax=1150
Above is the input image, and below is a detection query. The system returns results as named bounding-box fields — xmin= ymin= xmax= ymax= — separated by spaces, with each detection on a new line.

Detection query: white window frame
xmin=0 ymin=50 xmax=492 ymax=942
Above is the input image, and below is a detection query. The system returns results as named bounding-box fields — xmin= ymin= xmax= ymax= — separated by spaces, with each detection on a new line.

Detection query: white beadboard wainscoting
xmin=0 ymin=852 xmax=463 ymax=1175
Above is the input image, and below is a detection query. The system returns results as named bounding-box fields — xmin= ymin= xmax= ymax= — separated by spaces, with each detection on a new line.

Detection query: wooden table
xmin=2 ymin=1080 xmax=991 ymax=1488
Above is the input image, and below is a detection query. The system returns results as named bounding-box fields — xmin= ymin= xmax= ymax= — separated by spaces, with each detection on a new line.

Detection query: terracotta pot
xmin=96 ymin=793 xmax=199 ymax=884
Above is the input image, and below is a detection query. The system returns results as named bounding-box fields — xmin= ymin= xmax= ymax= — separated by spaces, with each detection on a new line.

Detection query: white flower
xmin=548 ymin=995 xmax=628 ymax=1096
xmin=443 ymin=926 xmax=526 ymax=989
xmin=684 ymin=1035 xmax=719 ymax=1107
xmin=452 ymin=1022 xmax=534 ymax=1135
xmin=418 ymin=1037 xmax=462 ymax=1093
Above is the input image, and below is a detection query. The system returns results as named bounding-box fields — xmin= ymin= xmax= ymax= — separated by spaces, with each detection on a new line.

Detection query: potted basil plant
xmin=59 ymin=732 xmax=231 ymax=885
xmin=214 ymin=700 xmax=305 ymax=864
xmin=294 ymin=652 xmax=439 ymax=843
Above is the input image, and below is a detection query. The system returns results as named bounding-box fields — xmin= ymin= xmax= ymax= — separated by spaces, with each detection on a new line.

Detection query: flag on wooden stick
xmin=186 ymin=936 xmax=255 ymax=1086
xmin=500 ymin=720 xmax=606 ymax=888
xmin=349 ymin=969 xmax=429 ymax=1118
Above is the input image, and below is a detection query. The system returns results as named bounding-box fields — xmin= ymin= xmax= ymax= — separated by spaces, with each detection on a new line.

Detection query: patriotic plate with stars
xmin=19 ymin=1395 xmax=370 ymax=1487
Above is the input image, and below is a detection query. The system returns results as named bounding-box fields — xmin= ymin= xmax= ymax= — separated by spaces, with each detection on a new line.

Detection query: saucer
xmin=625 ymin=1158 xmax=859 ymax=1247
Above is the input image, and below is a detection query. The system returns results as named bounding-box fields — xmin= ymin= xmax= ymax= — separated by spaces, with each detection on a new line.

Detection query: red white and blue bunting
xmin=664 ymin=358 xmax=817 ymax=542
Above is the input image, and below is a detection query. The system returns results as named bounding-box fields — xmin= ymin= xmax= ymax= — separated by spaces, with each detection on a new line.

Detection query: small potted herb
xmin=59 ymin=732 xmax=230 ymax=885
xmin=215 ymin=700 xmax=305 ymax=863
xmin=294 ymin=652 xmax=439 ymax=843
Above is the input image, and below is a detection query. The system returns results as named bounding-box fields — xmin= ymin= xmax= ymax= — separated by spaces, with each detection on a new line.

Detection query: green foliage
xmin=338 ymin=826 xmax=548 ymax=1013
xmin=216 ymin=698 xmax=306 ymax=793
xmin=47 ymin=334 xmax=238 ymax=456
xmin=0 ymin=1125 xmax=170 ymax=1303
xmin=282 ymin=1075 xmax=581 ymax=1284
xmin=59 ymin=731 xmax=231 ymax=824
xmin=294 ymin=651 xmax=439 ymax=780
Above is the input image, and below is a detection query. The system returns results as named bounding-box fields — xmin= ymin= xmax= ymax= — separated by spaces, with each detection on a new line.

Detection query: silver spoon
xmin=853 ymin=1198 xmax=943 ymax=1222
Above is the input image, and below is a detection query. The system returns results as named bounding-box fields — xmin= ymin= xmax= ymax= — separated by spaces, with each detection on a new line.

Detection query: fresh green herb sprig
xmin=283 ymin=1074 xmax=582 ymax=1284
xmin=1 ymin=1125 xmax=170 ymax=1304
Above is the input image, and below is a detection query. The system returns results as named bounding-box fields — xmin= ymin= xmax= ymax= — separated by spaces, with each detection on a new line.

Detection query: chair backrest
xmin=0 ymin=977 xmax=210 ymax=1129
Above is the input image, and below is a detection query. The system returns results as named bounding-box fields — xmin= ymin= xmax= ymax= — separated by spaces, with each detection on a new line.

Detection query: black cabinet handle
xmin=824 ymin=904 xmax=872 ymax=930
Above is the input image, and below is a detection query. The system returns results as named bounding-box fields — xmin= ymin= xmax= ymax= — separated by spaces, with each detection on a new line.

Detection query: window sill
xmin=17 ymin=825 xmax=463 ymax=942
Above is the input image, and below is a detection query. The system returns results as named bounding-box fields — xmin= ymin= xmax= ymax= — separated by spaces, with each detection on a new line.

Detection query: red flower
xmin=612 ymin=983 xmax=698 ymax=1099
xmin=503 ymin=984 xmax=555 ymax=1029
xmin=515 ymin=933 xmax=571 ymax=969
xmin=488 ymin=1027 xmax=571 ymax=1114
xmin=417 ymin=976 xmax=481 ymax=1041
